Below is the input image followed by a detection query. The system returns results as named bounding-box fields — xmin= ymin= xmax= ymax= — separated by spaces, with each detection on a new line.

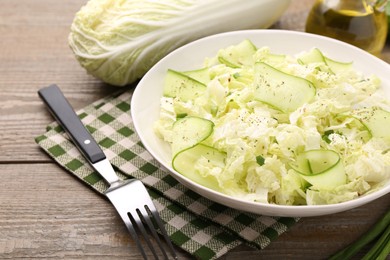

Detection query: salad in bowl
xmin=132 ymin=30 xmax=390 ymax=216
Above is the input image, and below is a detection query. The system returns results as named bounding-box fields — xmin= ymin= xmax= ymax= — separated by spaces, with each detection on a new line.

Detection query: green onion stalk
xmin=329 ymin=208 xmax=390 ymax=260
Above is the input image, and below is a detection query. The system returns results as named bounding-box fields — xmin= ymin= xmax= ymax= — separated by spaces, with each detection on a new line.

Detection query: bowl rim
xmin=131 ymin=29 xmax=390 ymax=217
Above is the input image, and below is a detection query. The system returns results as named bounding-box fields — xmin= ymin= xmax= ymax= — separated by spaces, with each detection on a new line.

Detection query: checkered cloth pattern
xmin=35 ymin=89 xmax=299 ymax=259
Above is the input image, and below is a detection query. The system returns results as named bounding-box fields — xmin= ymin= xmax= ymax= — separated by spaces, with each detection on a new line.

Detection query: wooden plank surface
xmin=1 ymin=0 xmax=390 ymax=259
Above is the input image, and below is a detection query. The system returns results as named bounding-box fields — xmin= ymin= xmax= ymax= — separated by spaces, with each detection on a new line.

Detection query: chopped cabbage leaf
xmin=155 ymin=42 xmax=390 ymax=205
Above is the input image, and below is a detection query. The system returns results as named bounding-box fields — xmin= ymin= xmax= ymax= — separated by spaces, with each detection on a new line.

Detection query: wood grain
xmin=1 ymin=0 xmax=390 ymax=259
xmin=1 ymin=163 xmax=389 ymax=259
xmin=0 ymin=0 xmax=118 ymax=162
xmin=0 ymin=163 xmax=191 ymax=259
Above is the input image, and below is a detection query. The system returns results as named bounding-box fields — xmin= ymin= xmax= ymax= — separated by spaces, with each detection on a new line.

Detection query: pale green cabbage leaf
xmin=155 ymin=45 xmax=390 ymax=205
xmin=68 ymin=0 xmax=290 ymax=86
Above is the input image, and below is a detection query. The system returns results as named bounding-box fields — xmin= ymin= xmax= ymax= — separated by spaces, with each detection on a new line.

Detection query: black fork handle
xmin=38 ymin=84 xmax=106 ymax=164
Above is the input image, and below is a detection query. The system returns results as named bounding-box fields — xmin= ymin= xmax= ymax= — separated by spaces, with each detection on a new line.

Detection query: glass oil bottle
xmin=305 ymin=0 xmax=388 ymax=56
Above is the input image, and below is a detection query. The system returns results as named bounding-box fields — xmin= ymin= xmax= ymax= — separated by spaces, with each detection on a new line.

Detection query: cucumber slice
xmin=171 ymin=116 xmax=214 ymax=156
xmin=163 ymin=69 xmax=206 ymax=102
xmin=334 ymin=113 xmax=372 ymax=142
xmin=173 ymin=144 xmax=225 ymax=192
xmin=254 ymin=47 xmax=286 ymax=65
xmin=218 ymin=39 xmax=257 ymax=68
xmin=325 ymin=56 xmax=353 ymax=74
xmin=253 ymin=62 xmax=316 ymax=113
xmin=182 ymin=67 xmax=210 ymax=85
xmin=298 ymin=48 xmax=352 ymax=74
xmin=298 ymin=48 xmax=325 ymax=65
xmin=290 ymin=149 xmax=346 ymax=190
xmin=350 ymin=107 xmax=390 ymax=141
xmin=265 ymin=53 xmax=286 ymax=63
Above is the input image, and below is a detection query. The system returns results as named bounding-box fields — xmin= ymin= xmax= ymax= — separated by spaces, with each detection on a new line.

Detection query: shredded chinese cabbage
xmin=155 ymin=43 xmax=390 ymax=205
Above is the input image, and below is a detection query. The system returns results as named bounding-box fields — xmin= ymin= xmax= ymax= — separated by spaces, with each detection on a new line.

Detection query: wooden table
xmin=1 ymin=0 xmax=390 ymax=259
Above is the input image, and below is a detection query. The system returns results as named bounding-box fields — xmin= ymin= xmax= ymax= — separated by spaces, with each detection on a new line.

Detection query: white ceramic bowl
xmin=131 ymin=30 xmax=390 ymax=217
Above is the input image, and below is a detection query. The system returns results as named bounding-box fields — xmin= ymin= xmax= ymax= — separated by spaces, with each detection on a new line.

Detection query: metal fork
xmin=38 ymin=84 xmax=177 ymax=260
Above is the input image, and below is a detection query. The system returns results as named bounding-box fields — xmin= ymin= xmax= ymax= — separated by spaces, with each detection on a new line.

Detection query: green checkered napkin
xmin=35 ymin=89 xmax=299 ymax=259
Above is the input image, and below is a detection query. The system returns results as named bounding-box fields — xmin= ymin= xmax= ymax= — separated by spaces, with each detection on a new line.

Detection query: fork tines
xmin=128 ymin=204 xmax=176 ymax=259
xmin=107 ymin=179 xmax=177 ymax=260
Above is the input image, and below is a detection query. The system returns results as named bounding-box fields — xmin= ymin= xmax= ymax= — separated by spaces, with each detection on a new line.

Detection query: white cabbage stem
xmin=69 ymin=0 xmax=290 ymax=86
